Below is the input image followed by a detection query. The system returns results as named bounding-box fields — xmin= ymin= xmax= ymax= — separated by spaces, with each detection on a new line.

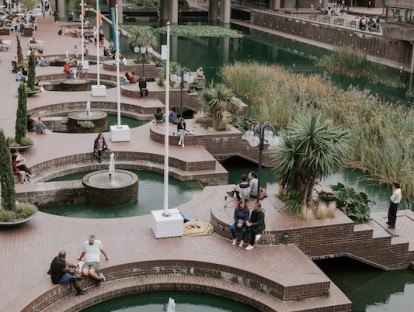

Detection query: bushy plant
xmin=27 ymin=51 xmax=36 ymax=90
xmin=16 ymin=36 xmax=23 ymax=65
xmin=154 ymin=25 xmax=243 ymax=38
xmin=319 ymin=183 xmax=371 ymax=223
xmin=15 ymin=202 xmax=37 ymax=219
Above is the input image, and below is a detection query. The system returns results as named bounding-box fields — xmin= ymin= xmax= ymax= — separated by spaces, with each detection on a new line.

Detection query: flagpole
xmin=96 ymin=0 xmax=101 ymax=86
xmin=115 ymin=5 xmax=121 ymax=126
xmin=81 ymin=0 xmax=84 ymax=63
xmin=163 ymin=21 xmax=171 ymax=217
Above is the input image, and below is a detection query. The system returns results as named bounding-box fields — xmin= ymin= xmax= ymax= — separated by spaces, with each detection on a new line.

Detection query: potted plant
xmin=0 ymin=129 xmax=37 ymax=226
xmin=16 ymin=36 xmax=24 ymax=65
xmin=8 ymin=83 xmax=34 ymax=151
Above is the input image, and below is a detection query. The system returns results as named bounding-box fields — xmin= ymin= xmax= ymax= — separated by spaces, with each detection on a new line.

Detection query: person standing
xmin=245 ymin=202 xmax=266 ymax=251
xmin=387 ymin=182 xmax=402 ymax=229
xmin=77 ymin=234 xmax=109 ymax=287
xmin=49 ymin=250 xmax=86 ymax=296
xmin=177 ymin=117 xmax=186 ymax=147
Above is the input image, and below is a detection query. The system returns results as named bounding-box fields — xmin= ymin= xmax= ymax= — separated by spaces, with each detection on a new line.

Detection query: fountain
xmin=167 ymin=298 xmax=175 ymax=312
xmin=82 ymin=153 xmax=139 ymax=206
xmin=66 ymin=101 xmax=108 ymax=133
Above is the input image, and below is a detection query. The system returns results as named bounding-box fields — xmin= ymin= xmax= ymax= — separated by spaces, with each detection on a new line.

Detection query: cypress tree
xmin=0 ymin=129 xmax=16 ymax=211
xmin=16 ymin=36 xmax=23 ymax=65
xmin=28 ymin=51 xmax=36 ymax=91
xmin=15 ymin=83 xmax=27 ymax=144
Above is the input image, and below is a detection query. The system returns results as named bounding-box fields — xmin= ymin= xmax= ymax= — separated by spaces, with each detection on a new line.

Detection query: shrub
xmin=15 ymin=83 xmax=27 ymax=145
xmin=319 ymin=183 xmax=371 ymax=223
xmin=0 ymin=129 xmax=16 ymax=211
xmin=0 ymin=210 xmax=15 ymax=222
xmin=15 ymin=202 xmax=37 ymax=219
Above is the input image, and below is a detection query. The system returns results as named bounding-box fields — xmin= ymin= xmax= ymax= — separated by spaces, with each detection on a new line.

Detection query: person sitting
xmin=154 ymin=107 xmax=164 ymax=123
xmin=35 ymin=80 xmax=45 ymax=92
xmin=11 ymin=150 xmax=32 ymax=180
xmin=35 ymin=117 xmax=50 ymax=134
xmin=227 ymin=174 xmax=251 ymax=200
xmin=196 ymin=67 xmax=205 ymax=78
xmin=38 ymin=56 xmax=48 ymax=67
xmin=248 ymin=171 xmax=259 ymax=199
xmin=230 ymin=199 xmax=250 ymax=247
xmin=93 ymin=133 xmax=110 ymax=163
xmin=119 ymin=55 xmax=127 ymax=66
xmin=129 ymin=72 xmax=137 ymax=84
xmin=63 ymin=63 xmax=70 ymax=74
xmin=138 ymin=76 xmax=148 ymax=98
xmin=29 ymin=37 xmax=37 ymax=43
xmin=12 ymin=155 xmax=28 ymax=184
xmin=177 ymin=117 xmax=186 ymax=147
xmin=245 ymin=202 xmax=266 ymax=251
xmin=49 ymin=250 xmax=86 ymax=296
xmin=169 ymin=107 xmax=179 ymax=124
xmin=16 ymin=68 xmax=27 ymax=82
xmin=27 ymin=114 xmax=36 ymax=132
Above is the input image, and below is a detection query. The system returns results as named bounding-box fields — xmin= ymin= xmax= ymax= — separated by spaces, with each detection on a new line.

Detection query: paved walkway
xmin=0 ymin=9 xmax=411 ymax=312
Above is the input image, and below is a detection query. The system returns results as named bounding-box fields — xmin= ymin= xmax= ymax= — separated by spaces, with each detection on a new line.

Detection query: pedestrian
xmin=387 ymin=182 xmax=402 ymax=229
xmin=77 ymin=234 xmax=109 ymax=287
xmin=245 ymin=202 xmax=266 ymax=251
xmin=49 ymin=250 xmax=86 ymax=296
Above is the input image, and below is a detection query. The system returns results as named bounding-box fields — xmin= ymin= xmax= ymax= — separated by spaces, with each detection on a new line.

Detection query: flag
xmin=97 ymin=0 xmax=103 ymax=27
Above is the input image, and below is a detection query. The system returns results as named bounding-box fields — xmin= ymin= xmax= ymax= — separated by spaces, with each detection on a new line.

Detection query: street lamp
xmin=133 ymin=45 xmax=153 ymax=77
xmin=243 ymin=121 xmax=280 ymax=203
xmin=171 ymin=68 xmax=194 ymax=117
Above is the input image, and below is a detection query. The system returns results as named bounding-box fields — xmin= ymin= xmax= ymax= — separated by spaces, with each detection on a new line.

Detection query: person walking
xmin=387 ymin=182 xmax=402 ymax=229
xmin=77 ymin=234 xmax=109 ymax=287
xmin=49 ymin=250 xmax=86 ymax=296
xmin=245 ymin=202 xmax=266 ymax=251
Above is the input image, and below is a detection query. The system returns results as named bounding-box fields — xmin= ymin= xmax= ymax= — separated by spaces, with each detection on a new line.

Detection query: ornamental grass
xmin=222 ymin=62 xmax=414 ymax=199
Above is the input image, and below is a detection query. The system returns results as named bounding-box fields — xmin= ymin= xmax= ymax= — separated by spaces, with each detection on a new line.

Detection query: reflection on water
xmin=316 ymin=258 xmax=414 ymax=312
xmin=81 ymin=291 xmax=258 ymax=312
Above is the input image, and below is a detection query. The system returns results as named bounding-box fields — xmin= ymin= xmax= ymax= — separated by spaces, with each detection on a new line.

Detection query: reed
xmin=221 ymin=62 xmax=414 ymax=199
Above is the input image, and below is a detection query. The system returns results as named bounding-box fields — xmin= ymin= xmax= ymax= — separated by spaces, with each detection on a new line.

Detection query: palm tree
xmin=127 ymin=26 xmax=157 ymax=63
xmin=271 ymin=111 xmax=351 ymax=207
xmin=199 ymin=83 xmax=240 ymax=129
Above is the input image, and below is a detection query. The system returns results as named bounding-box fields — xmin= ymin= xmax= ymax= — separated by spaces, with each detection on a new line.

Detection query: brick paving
xmin=1 ymin=10 xmax=411 ymax=312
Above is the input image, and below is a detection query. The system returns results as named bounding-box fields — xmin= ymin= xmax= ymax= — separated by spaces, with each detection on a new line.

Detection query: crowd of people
xmin=355 ymin=15 xmax=380 ymax=31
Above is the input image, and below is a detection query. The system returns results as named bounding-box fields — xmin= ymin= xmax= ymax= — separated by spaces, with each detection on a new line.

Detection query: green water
xmin=82 ymin=291 xmax=258 ymax=312
xmin=40 ymin=170 xmax=203 ymax=218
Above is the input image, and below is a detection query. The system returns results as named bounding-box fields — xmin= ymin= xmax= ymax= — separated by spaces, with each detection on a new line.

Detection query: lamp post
xmin=133 ymin=45 xmax=153 ymax=77
xmin=171 ymin=68 xmax=194 ymax=117
xmin=243 ymin=121 xmax=279 ymax=203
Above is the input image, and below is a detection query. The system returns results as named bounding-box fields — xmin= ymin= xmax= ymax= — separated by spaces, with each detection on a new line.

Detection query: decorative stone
xmin=82 ymin=170 xmax=139 ymax=207
xmin=67 ymin=111 xmax=107 ymax=133
xmin=151 ymin=208 xmax=184 ymax=238
xmin=110 ymin=125 xmax=131 ymax=142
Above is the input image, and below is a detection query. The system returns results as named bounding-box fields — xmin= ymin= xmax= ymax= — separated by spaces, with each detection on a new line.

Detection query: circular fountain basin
xmin=60 ymin=79 xmax=90 ymax=92
xmin=82 ymin=170 xmax=139 ymax=206
xmin=67 ymin=111 xmax=107 ymax=133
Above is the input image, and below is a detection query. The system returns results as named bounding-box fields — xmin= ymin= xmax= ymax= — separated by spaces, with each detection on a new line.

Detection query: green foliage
xmin=16 ymin=36 xmax=23 ymax=65
xmin=0 ymin=129 xmax=16 ymax=211
xmin=155 ymin=25 xmax=244 ymax=38
xmin=127 ymin=26 xmax=157 ymax=66
xmin=0 ymin=210 xmax=15 ymax=222
xmin=188 ymin=80 xmax=205 ymax=93
xmin=283 ymin=190 xmax=302 ymax=215
xmin=77 ymin=120 xmax=95 ymax=129
xmin=319 ymin=183 xmax=371 ymax=223
xmin=271 ymin=111 xmax=350 ymax=206
xmin=9 ymin=136 xmax=33 ymax=147
xmin=317 ymin=48 xmax=402 ymax=89
xmin=27 ymin=51 xmax=36 ymax=90
xmin=15 ymin=83 xmax=27 ymax=145
xmin=15 ymin=202 xmax=37 ymax=219
xmin=198 ymin=83 xmax=240 ymax=130
xmin=221 ymin=62 xmax=414 ymax=200
xmin=20 ymin=0 xmax=37 ymax=13
xmin=231 ymin=116 xmax=254 ymax=133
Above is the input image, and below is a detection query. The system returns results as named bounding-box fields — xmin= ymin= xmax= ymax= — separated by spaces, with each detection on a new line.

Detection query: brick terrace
xmin=0 ymin=12 xmax=412 ymax=312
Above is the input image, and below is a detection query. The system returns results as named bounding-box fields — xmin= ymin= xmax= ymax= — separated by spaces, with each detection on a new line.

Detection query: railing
xmin=231 ymin=0 xmax=270 ymax=10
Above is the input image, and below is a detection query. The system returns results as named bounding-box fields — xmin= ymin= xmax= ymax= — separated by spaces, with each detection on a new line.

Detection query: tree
xmin=0 ymin=129 xmax=16 ymax=211
xmin=199 ymin=83 xmax=240 ymax=129
xmin=271 ymin=111 xmax=351 ymax=207
xmin=127 ymin=26 xmax=157 ymax=63
xmin=15 ymin=83 xmax=28 ymax=145
xmin=27 ymin=51 xmax=36 ymax=90
xmin=21 ymin=0 xmax=37 ymax=14
xmin=16 ymin=36 xmax=23 ymax=65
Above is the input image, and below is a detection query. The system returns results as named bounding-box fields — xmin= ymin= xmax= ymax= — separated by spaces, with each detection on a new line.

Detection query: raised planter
xmin=9 ymin=144 xmax=34 ymax=152
xmin=0 ymin=212 xmax=37 ymax=227
xmin=0 ymin=28 xmax=10 ymax=35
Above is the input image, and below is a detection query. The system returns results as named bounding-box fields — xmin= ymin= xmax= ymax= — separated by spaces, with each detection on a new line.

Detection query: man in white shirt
xmin=387 ymin=182 xmax=402 ymax=229
xmin=77 ymin=234 xmax=109 ymax=287
xmin=248 ymin=171 xmax=259 ymax=199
